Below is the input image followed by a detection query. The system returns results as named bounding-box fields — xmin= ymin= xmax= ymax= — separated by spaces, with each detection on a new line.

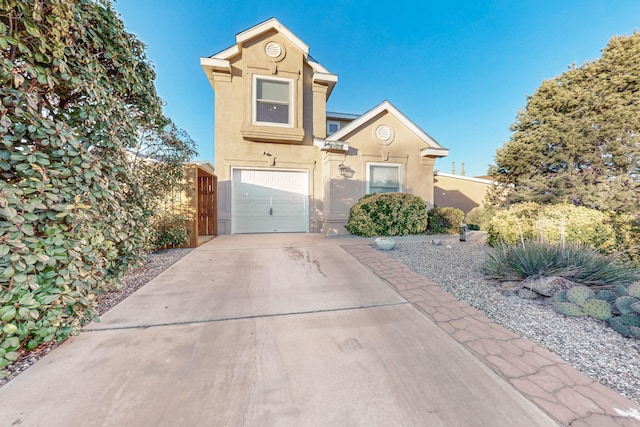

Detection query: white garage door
xmin=232 ymin=169 xmax=309 ymax=233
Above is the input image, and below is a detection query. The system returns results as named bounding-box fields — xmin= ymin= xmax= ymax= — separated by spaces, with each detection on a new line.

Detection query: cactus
xmin=608 ymin=318 xmax=631 ymax=337
xmin=616 ymin=285 xmax=628 ymax=296
xmin=566 ymin=286 xmax=591 ymax=306
xmin=627 ymin=282 xmax=640 ymax=299
xmin=552 ymin=302 xmax=585 ymax=317
xmin=631 ymin=301 xmax=640 ymax=315
xmin=615 ymin=296 xmax=639 ymax=315
xmin=618 ymin=313 xmax=640 ymax=327
xmin=582 ymin=299 xmax=613 ymax=321
xmin=630 ymin=326 xmax=640 ymax=340
xmin=595 ymin=290 xmax=617 ymax=304
xmin=552 ymin=289 xmax=568 ymax=303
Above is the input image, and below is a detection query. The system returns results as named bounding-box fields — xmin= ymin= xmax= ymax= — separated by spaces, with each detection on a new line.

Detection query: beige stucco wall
xmin=434 ymin=174 xmax=492 ymax=214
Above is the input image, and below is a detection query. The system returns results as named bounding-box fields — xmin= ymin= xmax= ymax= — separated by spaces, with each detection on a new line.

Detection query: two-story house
xmin=201 ymin=18 xmax=448 ymax=235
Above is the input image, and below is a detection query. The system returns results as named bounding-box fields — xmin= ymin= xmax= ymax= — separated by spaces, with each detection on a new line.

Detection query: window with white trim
xmin=253 ymin=75 xmax=292 ymax=126
xmin=327 ymin=120 xmax=340 ymax=135
xmin=366 ymin=163 xmax=402 ymax=193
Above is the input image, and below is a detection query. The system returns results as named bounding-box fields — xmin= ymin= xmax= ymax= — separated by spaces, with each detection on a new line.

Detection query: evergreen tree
xmin=491 ymin=33 xmax=640 ymax=214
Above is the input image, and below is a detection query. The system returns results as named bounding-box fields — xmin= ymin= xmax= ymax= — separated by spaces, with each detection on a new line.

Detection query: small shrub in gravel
xmin=427 ymin=206 xmax=464 ymax=234
xmin=465 ymin=206 xmax=495 ymax=231
xmin=346 ymin=193 xmax=427 ymax=237
xmin=153 ymin=214 xmax=190 ymax=249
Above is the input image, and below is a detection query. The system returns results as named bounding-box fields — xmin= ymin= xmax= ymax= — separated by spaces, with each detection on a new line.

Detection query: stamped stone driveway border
xmin=339 ymin=242 xmax=640 ymax=427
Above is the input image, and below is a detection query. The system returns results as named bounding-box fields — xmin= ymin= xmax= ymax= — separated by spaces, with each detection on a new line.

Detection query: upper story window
xmin=253 ymin=75 xmax=292 ymax=126
xmin=327 ymin=120 xmax=340 ymax=135
xmin=366 ymin=162 xmax=402 ymax=194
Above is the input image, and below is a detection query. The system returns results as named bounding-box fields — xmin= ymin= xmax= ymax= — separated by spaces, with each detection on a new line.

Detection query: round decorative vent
xmin=376 ymin=125 xmax=392 ymax=141
xmin=265 ymin=42 xmax=282 ymax=58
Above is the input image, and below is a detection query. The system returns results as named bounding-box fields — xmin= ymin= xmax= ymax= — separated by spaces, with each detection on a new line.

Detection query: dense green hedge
xmin=0 ymin=1 xmax=194 ymax=376
xmin=426 ymin=206 xmax=465 ymax=234
xmin=346 ymin=193 xmax=427 ymax=237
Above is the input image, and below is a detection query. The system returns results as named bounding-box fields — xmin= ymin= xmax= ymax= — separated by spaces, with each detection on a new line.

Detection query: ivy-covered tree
xmin=491 ymin=33 xmax=640 ymax=214
xmin=0 ymin=0 xmax=195 ymax=375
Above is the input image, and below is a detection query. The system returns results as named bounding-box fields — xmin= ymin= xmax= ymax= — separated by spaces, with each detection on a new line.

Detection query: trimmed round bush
xmin=427 ymin=206 xmax=465 ymax=234
xmin=346 ymin=193 xmax=427 ymax=237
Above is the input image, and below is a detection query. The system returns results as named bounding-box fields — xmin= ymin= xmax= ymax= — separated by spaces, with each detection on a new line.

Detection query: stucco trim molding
xmin=434 ymin=172 xmax=494 ymax=184
xmin=241 ymin=125 xmax=305 ymax=143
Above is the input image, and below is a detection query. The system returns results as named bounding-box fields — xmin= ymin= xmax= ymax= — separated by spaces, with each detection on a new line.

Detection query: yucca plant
xmin=483 ymin=240 xmax=640 ymax=287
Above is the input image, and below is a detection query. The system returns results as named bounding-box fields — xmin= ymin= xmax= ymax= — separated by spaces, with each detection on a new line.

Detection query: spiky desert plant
xmin=484 ymin=240 xmax=640 ymax=286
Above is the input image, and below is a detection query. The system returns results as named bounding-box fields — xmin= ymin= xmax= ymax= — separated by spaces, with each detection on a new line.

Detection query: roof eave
xmin=313 ymin=138 xmax=349 ymax=153
xmin=200 ymin=57 xmax=231 ymax=74
xmin=421 ymin=147 xmax=449 ymax=158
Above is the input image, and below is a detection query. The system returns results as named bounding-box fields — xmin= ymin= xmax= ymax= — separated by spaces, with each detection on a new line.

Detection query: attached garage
xmin=232 ymin=169 xmax=309 ymax=233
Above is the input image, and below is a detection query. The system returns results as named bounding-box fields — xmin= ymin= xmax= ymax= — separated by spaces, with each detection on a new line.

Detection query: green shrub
xmin=153 ymin=215 xmax=190 ymax=249
xmin=346 ymin=193 xmax=427 ymax=237
xmin=427 ymin=207 xmax=465 ymax=234
xmin=465 ymin=206 xmax=495 ymax=231
xmin=606 ymin=212 xmax=640 ymax=267
xmin=0 ymin=1 xmax=195 ymax=377
xmin=483 ymin=240 xmax=640 ymax=286
xmin=486 ymin=203 xmax=616 ymax=249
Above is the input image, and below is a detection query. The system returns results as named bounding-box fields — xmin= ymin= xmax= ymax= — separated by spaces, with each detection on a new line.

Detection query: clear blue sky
xmin=114 ymin=0 xmax=640 ymax=177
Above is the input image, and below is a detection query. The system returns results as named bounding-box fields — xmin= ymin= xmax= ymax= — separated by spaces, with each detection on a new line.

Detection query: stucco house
xmin=434 ymin=171 xmax=493 ymax=215
xmin=201 ymin=18 xmax=448 ymax=235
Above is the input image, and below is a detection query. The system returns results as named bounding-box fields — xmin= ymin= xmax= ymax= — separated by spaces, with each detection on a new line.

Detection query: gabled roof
xmin=211 ymin=18 xmax=309 ymax=61
xmin=326 ymin=100 xmax=449 ymax=158
xmin=201 ymin=18 xmax=337 ymax=95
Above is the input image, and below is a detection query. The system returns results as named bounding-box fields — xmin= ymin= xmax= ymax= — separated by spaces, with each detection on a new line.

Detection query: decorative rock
xmin=374 ymin=237 xmax=396 ymax=251
xmin=445 ymin=244 xmax=453 ymax=249
xmin=430 ymin=239 xmax=442 ymax=246
xmin=522 ymin=276 xmax=577 ymax=297
xmin=517 ymin=287 xmax=542 ymax=300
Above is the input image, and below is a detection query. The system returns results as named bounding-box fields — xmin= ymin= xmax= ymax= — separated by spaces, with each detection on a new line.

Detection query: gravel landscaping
xmin=387 ymin=239 xmax=640 ymax=405
xmin=0 ymin=248 xmax=192 ymax=389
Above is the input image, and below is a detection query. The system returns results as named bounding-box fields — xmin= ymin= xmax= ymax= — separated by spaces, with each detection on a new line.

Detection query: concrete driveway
xmin=0 ymin=234 xmax=556 ymax=426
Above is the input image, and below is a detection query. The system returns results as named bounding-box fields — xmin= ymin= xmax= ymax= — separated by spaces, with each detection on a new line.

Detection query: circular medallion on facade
xmin=375 ymin=125 xmax=394 ymax=145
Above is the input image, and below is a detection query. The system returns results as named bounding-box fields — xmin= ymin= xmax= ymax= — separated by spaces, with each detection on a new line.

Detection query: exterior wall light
xmin=338 ymin=162 xmax=354 ymax=178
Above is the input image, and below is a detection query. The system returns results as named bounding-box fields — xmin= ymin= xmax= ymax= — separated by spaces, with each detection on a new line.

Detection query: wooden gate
xmin=197 ymin=172 xmax=217 ymax=236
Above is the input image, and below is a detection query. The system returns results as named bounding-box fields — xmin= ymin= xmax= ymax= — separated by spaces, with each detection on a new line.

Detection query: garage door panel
xmin=232 ymin=169 xmax=309 ymax=234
